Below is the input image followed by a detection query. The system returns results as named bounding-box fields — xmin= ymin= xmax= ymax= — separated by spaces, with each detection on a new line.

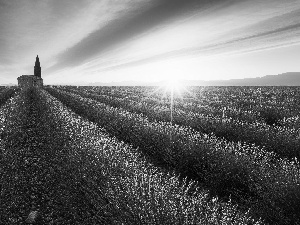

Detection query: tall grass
xmin=59 ymin=86 xmax=300 ymax=159
xmin=40 ymin=89 xmax=260 ymax=224
xmin=45 ymin=87 xmax=300 ymax=224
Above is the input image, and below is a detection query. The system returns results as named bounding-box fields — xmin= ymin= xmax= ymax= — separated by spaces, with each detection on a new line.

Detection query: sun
xmin=165 ymin=78 xmax=181 ymax=90
xmin=160 ymin=77 xmax=186 ymax=98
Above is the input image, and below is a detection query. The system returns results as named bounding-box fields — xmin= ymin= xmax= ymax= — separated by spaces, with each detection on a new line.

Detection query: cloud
xmin=0 ymin=1 xmax=97 ymax=65
xmin=0 ymin=0 xmax=152 ymax=75
xmin=1 ymin=0 xmax=300 ymax=83
xmin=47 ymin=0 xmax=300 ymax=76
xmin=46 ymin=0 xmax=232 ymax=72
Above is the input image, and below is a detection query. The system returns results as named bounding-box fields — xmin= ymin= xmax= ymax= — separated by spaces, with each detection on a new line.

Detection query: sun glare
xmin=165 ymin=78 xmax=181 ymax=91
xmin=160 ymin=77 xmax=185 ymax=98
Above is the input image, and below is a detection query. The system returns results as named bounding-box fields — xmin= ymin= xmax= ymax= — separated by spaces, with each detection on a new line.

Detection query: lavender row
xmin=46 ymin=87 xmax=300 ymax=224
xmin=59 ymin=86 xmax=300 ymax=160
xmin=38 ymin=89 xmax=260 ymax=224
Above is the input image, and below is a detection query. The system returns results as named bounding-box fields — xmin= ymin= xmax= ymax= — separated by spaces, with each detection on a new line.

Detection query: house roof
xmin=17 ymin=75 xmax=43 ymax=80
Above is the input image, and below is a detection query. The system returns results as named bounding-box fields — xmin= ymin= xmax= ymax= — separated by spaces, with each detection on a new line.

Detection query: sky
xmin=0 ymin=0 xmax=300 ymax=85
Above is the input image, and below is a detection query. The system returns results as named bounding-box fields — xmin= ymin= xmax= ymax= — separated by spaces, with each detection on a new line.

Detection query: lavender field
xmin=1 ymin=86 xmax=300 ymax=224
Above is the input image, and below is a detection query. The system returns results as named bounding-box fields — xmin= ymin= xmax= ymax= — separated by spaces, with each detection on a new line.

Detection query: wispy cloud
xmin=0 ymin=0 xmax=153 ymax=80
xmin=0 ymin=0 xmax=300 ymax=84
xmin=46 ymin=0 xmax=221 ymax=71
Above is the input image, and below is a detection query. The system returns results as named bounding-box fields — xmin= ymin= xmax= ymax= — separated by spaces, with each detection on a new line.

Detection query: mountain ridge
xmin=87 ymin=72 xmax=300 ymax=86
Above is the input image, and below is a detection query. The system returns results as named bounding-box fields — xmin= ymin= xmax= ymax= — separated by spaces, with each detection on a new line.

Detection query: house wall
xmin=17 ymin=76 xmax=43 ymax=89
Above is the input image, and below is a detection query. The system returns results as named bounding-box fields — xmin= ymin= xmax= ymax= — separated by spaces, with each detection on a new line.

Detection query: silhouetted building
xmin=34 ymin=55 xmax=41 ymax=78
xmin=18 ymin=55 xmax=43 ymax=88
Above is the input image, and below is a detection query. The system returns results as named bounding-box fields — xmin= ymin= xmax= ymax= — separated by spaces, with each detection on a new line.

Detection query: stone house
xmin=18 ymin=55 xmax=43 ymax=88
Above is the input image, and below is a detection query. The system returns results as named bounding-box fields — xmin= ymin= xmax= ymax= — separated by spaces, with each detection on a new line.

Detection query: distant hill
xmin=0 ymin=83 xmax=17 ymax=86
xmin=87 ymin=72 xmax=300 ymax=86
xmin=89 ymin=80 xmax=155 ymax=86
xmin=188 ymin=72 xmax=300 ymax=86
